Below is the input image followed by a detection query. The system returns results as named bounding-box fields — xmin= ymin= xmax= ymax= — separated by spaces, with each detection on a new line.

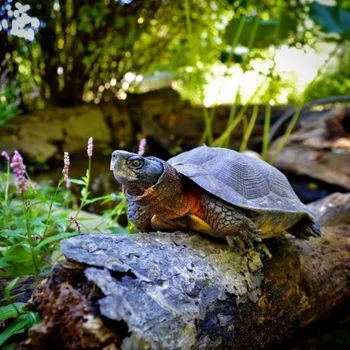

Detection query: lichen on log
xmin=20 ymin=193 xmax=350 ymax=350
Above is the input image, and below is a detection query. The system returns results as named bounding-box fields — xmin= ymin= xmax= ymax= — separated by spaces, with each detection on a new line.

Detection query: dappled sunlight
xmin=0 ymin=1 xmax=40 ymax=41
xmin=275 ymin=43 xmax=338 ymax=93
xmin=201 ymin=43 xmax=338 ymax=106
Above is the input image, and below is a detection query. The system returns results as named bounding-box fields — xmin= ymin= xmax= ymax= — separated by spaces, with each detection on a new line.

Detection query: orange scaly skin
xmin=183 ymin=184 xmax=206 ymax=219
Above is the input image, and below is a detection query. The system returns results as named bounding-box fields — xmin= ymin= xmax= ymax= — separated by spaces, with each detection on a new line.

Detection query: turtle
xmin=110 ymin=146 xmax=320 ymax=250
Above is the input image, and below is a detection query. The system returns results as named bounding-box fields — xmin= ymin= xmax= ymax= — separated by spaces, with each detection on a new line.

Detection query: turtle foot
xmin=289 ymin=218 xmax=321 ymax=239
xmin=225 ymin=231 xmax=261 ymax=255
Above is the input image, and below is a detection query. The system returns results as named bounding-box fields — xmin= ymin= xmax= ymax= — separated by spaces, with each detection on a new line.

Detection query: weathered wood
xmin=20 ymin=193 xmax=350 ymax=349
xmin=269 ymin=108 xmax=350 ymax=189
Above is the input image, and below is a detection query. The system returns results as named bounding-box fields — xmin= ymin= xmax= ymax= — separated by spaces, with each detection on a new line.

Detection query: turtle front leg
xmin=127 ymin=200 xmax=153 ymax=232
xmin=128 ymin=202 xmax=184 ymax=232
xmin=201 ymin=194 xmax=261 ymax=252
xmin=151 ymin=215 xmax=186 ymax=232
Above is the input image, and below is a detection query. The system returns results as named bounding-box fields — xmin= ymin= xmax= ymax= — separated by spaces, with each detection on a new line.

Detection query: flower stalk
xmin=10 ymin=150 xmax=29 ymax=195
xmin=8 ymin=150 xmax=39 ymax=277
xmin=1 ymin=151 xmax=10 ymax=215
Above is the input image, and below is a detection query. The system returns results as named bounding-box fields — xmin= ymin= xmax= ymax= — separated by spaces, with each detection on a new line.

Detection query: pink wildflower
xmin=138 ymin=137 xmax=147 ymax=156
xmin=62 ymin=152 xmax=71 ymax=188
xmin=69 ymin=216 xmax=81 ymax=233
xmin=87 ymin=137 xmax=93 ymax=157
xmin=62 ymin=152 xmax=70 ymax=180
xmin=1 ymin=151 xmax=10 ymax=160
xmin=10 ymin=150 xmax=29 ymax=195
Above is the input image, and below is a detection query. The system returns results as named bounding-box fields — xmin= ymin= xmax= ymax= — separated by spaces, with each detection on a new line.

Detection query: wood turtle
xmin=110 ymin=146 xmax=320 ymax=250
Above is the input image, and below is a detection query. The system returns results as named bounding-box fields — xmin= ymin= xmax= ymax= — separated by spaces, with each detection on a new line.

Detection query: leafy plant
xmin=0 ymin=137 xmax=129 ymax=345
xmin=0 ymin=279 xmax=40 ymax=347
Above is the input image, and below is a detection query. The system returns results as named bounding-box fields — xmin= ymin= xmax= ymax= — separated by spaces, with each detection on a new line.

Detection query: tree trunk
xmin=20 ymin=193 xmax=350 ymax=349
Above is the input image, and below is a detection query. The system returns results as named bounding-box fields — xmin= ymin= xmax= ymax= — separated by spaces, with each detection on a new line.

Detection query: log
xmin=269 ymin=108 xmax=350 ymax=190
xmin=20 ymin=193 xmax=350 ymax=349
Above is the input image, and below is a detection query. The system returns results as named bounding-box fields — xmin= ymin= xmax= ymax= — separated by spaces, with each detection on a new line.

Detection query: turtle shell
xmin=168 ymin=146 xmax=312 ymax=217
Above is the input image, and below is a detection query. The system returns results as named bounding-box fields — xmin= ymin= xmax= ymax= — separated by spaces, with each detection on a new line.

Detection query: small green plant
xmin=0 ymin=68 xmax=21 ymax=127
xmin=0 ymin=137 xmax=129 ymax=346
xmin=0 ymin=278 xmax=40 ymax=347
xmin=0 ymin=150 xmax=75 ymax=280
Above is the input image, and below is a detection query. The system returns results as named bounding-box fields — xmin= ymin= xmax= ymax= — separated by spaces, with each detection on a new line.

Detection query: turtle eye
xmin=128 ymin=158 xmax=144 ymax=169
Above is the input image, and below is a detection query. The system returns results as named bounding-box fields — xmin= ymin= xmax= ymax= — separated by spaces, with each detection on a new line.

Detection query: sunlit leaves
xmin=1 ymin=0 xmax=349 ymax=107
xmin=224 ymin=14 xmax=297 ymax=49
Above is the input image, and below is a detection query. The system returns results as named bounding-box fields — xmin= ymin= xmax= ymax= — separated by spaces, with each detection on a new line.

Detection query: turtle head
xmin=110 ymin=150 xmax=164 ymax=194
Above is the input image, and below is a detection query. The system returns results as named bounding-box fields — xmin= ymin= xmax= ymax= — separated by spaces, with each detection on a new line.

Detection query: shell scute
xmin=168 ymin=146 xmax=311 ymax=216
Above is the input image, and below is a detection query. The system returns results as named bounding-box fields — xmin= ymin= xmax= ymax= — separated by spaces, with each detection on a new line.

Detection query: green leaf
xmin=4 ymin=278 xmax=20 ymax=298
xmin=310 ymin=2 xmax=350 ymax=38
xmin=0 ymin=314 xmax=28 ymax=346
xmin=3 ymin=246 xmax=33 ymax=263
xmin=26 ymin=311 xmax=40 ymax=326
xmin=0 ymin=312 xmax=39 ymax=346
xmin=0 ymin=247 xmax=36 ymax=278
xmin=69 ymin=179 xmax=86 ymax=186
xmin=224 ymin=14 xmax=297 ymax=49
xmin=0 ymin=230 xmax=26 ymax=239
xmin=34 ymin=232 xmax=78 ymax=253
xmin=81 ymin=188 xmax=89 ymax=198
xmin=83 ymin=194 xmax=113 ymax=205
xmin=0 ymin=303 xmax=24 ymax=322
xmin=0 ymin=258 xmax=11 ymax=269
xmin=31 ymin=218 xmax=47 ymax=227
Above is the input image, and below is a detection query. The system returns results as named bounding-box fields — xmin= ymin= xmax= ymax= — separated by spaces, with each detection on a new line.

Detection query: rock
xmin=19 ymin=120 xmax=64 ymax=142
xmin=64 ymin=106 xmax=111 ymax=142
xmin=0 ymin=106 xmax=112 ymax=162
xmin=101 ymin=103 xmax=134 ymax=149
xmin=0 ymin=135 xmax=58 ymax=162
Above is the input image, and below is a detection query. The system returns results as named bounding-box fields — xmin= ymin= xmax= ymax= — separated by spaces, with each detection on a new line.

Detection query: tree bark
xmin=20 ymin=193 xmax=350 ymax=350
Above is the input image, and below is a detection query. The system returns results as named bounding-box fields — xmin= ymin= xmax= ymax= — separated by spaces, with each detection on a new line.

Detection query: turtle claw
xmin=225 ymin=234 xmax=254 ymax=254
xmin=289 ymin=218 xmax=321 ymax=238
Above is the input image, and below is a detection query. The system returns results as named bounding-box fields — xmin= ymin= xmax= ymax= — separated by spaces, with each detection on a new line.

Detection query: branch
xmin=20 ymin=193 xmax=350 ymax=349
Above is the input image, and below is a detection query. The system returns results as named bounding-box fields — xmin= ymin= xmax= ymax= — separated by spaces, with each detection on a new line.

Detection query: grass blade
xmin=262 ymin=103 xmax=271 ymax=160
xmin=240 ymin=104 xmax=259 ymax=152
xmin=34 ymin=232 xmax=78 ymax=253
xmin=0 ymin=303 xmax=24 ymax=322
xmin=0 ymin=314 xmax=28 ymax=346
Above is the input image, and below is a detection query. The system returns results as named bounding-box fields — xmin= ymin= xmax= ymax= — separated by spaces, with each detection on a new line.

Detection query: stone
xmin=64 ymin=106 xmax=111 ymax=142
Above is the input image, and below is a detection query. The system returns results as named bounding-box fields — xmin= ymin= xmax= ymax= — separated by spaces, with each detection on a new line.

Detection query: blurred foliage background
xmin=0 ymin=0 xmax=349 ymax=115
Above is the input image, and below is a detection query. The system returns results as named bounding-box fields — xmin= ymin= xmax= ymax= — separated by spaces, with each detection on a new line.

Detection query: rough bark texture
xmin=20 ymin=193 xmax=350 ymax=350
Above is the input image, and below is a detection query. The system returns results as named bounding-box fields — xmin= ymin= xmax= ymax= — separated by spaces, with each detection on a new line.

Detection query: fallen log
xmin=269 ymin=108 xmax=350 ymax=190
xmin=20 ymin=193 xmax=350 ymax=349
